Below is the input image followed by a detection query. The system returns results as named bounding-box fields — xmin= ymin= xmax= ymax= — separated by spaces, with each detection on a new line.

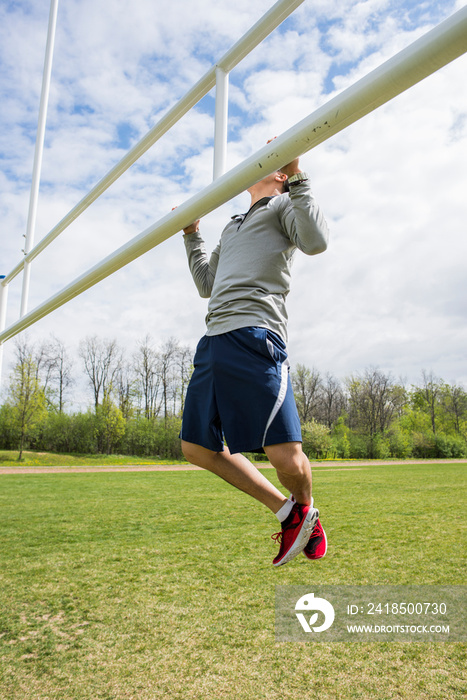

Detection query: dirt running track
xmin=0 ymin=459 xmax=465 ymax=475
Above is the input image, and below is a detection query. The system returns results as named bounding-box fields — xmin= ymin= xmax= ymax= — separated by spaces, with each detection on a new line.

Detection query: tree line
xmin=0 ymin=335 xmax=466 ymax=461
xmin=293 ymin=365 xmax=466 ymax=460
xmin=0 ymin=335 xmax=192 ymax=459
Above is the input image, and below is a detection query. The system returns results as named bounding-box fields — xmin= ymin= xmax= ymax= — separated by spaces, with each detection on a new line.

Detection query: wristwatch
xmin=288 ymin=172 xmax=309 ymax=186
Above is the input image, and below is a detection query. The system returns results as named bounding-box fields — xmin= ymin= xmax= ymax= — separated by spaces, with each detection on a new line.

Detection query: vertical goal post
xmin=1 ymin=2 xmax=467 ymax=382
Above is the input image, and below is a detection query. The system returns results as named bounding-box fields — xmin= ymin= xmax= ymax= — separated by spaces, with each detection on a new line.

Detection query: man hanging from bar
xmin=179 ymin=150 xmax=329 ymax=566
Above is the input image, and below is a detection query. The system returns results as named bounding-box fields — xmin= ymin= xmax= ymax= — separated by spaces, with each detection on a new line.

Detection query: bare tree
xmin=34 ymin=342 xmax=54 ymax=394
xmin=36 ymin=336 xmax=74 ymax=413
xmin=291 ymin=364 xmax=322 ymax=423
xmin=79 ymin=336 xmax=122 ymax=411
xmin=177 ymin=344 xmax=193 ymax=414
xmin=158 ymin=337 xmax=180 ymax=423
xmin=317 ymin=372 xmax=345 ymax=429
xmin=347 ymin=367 xmax=398 ymax=436
xmin=419 ymin=369 xmax=442 ymax=434
xmin=390 ymin=381 xmax=409 ymax=421
xmin=115 ymin=363 xmax=135 ymax=420
xmin=8 ymin=338 xmax=47 ymax=459
xmin=133 ymin=335 xmax=162 ymax=419
xmin=440 ymin=382 xmax=467 ymax=435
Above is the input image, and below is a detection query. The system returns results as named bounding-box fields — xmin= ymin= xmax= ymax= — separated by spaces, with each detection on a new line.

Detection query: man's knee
xmin=264 ymin=441 xmax=308 ymax=475
xmin=181 ymin=440 xmax=199 ymax=464
xmin=181 ymin=439 xmax=218 ymax=467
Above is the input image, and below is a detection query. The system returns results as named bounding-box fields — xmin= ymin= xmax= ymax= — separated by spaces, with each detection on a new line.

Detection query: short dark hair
xmin=282 ymin=178 xmax=290 ymax=193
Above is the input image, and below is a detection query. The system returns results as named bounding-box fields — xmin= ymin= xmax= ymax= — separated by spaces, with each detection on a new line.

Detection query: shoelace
xmin=271 ymin=507 xmax=304 ymax=544
xmin=271 ymin=515 xmax=300 ymax=543
xmin=308 ymin=521 xmax=322 ymax=539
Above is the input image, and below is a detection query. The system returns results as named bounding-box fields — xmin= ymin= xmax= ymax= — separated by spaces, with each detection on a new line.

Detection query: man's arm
xmin=275 ymin=151 xmax=329 ymax=255
xmin=183 ymin=224 xmax=220 ymax=298
xmin=278 ymin=165 xmax=329 ymax=255
xmin=282 ymin=181 xmax=329 ymax=255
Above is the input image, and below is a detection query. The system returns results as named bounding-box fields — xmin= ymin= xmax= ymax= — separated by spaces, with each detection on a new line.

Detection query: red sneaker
xmin=303 ymin=518 xmax=327 ymax=560
xmin=272 ymin=503 xmax=319 ymax=567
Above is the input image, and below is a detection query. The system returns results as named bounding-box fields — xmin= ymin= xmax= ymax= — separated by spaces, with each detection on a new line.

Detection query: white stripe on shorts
xmin=262 ymin=358 xmax=289 ymax=447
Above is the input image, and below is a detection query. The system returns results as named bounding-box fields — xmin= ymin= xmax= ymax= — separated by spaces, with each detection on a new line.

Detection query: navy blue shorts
xmin=180 ymin=327 xmax=302 ymax=454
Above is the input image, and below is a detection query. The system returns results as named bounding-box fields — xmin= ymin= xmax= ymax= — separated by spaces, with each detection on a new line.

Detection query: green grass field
xmin=0 ymin=451 xmax=181 ymax=467
xmin=0 ymin=462 xmax=465 ymax=699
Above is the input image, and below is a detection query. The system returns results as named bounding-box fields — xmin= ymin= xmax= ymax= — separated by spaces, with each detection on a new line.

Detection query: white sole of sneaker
xmin=274 ymin=507 xmax=319 ymax=567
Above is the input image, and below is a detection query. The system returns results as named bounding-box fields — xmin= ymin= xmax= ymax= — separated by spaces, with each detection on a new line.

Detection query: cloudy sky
xmin=1 ymin=0 xmax=466 ymax=406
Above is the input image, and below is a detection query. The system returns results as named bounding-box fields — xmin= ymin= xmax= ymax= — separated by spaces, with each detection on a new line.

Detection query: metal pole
xmin=217 ymin=0 xmax=304 ymax=73
xmin=20 ymin=0 xmax=59 ymax=318
xmin=4 ymin=0 xmax=305 ymax=286
xmin=213 ymin=67 xmax=229 ymax=180
xmin=1 ymin=5 xmax=466 ymax=344
xmin=0 ymin=278 xmax=9 ymax=389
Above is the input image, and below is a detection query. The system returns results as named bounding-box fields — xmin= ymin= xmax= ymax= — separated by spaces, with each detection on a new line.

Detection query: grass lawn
xmin=0 ymin=451 xmax=188 ymax=467
xmin=0 ymin=462 xmax=465 ymax=699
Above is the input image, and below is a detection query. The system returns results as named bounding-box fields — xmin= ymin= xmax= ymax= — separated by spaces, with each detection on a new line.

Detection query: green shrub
xmin=301 ymin=420 xmax=332 ymax=459
xmin=40 ymin=412 xmax=75 ymax=453
xmin=331 ymin=418 xmax=351 ymax=459
xmin=388 ymin=426 xmax=414 ymax=459
xmin=348 ymin=433 xmax=370 ymax=459
xmin=122 ymin=417 xmax=158 ymax=456
xmin=331 ymin=433 xmax=351 ymax=459
xmin=121 ymin=416 xmax=183 ymax=459
xmin=434 ymin=433 xmax=467 ymax=458
xmin=371 ymin=434 xmax=391 ymax=459
xmin=0 ymin=404 xmax=19 ymax=450
xmin=95 ymin=401 xmax=126 ymax=455
xmin=412 ymin=431 xmax=437 ymax=459
xmin=152 ymin=417 xmax=184 ymax=460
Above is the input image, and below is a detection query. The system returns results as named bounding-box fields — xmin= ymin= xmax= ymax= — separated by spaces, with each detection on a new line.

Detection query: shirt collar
xmin=231 ymin=196 xmax=273 ymax=227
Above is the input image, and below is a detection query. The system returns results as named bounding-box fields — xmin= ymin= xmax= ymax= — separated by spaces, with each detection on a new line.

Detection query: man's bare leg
xmin=263 ymin=441 xmax=312 ymax=505
xmin=181 ymin=440 xmax=288 ymax=513
xmin=182 ymin=439 xmax=321 ymax=566
xmin=263 ymin=441 xmax=317 ymax=566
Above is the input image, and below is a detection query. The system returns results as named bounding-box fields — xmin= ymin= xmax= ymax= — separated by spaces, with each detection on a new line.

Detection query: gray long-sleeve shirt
xmin=183 ymin=181 xmax=329 ymax=342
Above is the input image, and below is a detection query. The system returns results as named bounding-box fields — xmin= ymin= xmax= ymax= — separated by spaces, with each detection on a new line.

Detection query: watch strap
xmin=288 ymin=172 xmax=309 ymax=186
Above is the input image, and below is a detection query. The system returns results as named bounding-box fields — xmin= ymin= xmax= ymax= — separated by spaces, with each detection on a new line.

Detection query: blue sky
xmin=0 ymin=0 xmax=466 ymax=406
